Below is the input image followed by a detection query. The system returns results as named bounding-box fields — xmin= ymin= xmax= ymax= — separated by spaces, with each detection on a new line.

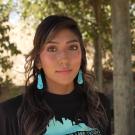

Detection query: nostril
xmin=58 ymin=59 xmax=69 ymax=66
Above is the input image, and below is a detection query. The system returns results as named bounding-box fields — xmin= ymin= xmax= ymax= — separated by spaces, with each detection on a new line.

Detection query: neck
xmin=46 ymin=81 xmax=74 ymax=95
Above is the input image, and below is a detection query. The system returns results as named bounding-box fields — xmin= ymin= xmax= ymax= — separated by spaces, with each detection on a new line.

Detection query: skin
xmin=39 ymin=28 xmax=82 ymax=95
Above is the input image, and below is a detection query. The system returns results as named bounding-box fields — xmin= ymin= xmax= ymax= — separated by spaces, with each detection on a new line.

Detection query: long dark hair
xmin=18 ymin=15 xmax=108 ymax=135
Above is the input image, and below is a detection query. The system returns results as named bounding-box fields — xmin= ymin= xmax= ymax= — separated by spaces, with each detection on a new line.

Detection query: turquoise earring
xmin=77 ymin=70 xmax=83 ymax=84
xmin=37 ymin=73 xmax=43 ymax=90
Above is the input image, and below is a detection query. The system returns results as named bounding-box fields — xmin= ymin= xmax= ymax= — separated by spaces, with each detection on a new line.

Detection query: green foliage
xmin=0 ymin=1 xmax=21 ymax=85
xmin=20 ymin=0 xmax=135 ymax=69
xmin=21 ymin=1 xmax=110 ymax=42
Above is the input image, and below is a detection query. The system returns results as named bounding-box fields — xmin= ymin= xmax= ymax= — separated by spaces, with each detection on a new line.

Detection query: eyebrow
xmin=47 ymin=39 xmax=79 ymax=44
xmin=67 ymin=39 xmax=79 ymax=44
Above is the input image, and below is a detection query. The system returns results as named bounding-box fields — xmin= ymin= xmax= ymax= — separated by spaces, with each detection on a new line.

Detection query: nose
xmin=57 ymin=51 xmax=69 ymax=65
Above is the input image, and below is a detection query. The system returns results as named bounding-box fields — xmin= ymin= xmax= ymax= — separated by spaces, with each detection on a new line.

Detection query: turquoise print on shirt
xmin=43 ymin=117 xmax=101 ymax=135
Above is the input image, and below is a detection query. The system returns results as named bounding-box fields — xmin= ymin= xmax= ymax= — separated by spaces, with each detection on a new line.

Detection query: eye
xmin=47 ymin=46 xmax=57 ymax=52
xmin=69 ymin=44 xmax=79 ymax=51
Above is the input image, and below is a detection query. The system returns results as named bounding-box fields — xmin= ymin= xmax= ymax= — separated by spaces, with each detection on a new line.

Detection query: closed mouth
xmin=56 ymin=69 xmax=72 ymax=73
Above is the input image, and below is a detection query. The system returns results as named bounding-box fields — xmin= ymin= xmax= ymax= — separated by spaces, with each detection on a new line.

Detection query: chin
xmin=57 ymin=80 xmax=74 ymax=86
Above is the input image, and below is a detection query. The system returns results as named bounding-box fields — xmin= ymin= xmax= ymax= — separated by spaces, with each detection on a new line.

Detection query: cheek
xmin=70 ymin=51 xmax=82 ymax=66
xmin=40 ymin=53 xmax=55 ymax=69
xmin=73 ymin=50 xmax=82 ymax=60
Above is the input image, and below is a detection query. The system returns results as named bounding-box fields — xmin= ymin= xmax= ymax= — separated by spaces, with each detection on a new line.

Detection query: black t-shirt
xmin=43 ymin=89 xmax=101 ymax=135
xmin=0 ymin=89 xmax=111 ymax=135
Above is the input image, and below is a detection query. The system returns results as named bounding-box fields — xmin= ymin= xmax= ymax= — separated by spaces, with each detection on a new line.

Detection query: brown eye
xmin=47 ymin=46 xmax=57 ymax=52
xmin=69 ymin=45 xmax=78 ymax=51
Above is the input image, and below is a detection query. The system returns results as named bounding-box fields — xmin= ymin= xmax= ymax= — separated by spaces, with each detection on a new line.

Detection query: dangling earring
xmin=37 ymin=70 xmax=44 ymax=90
xmin=77 ymin=70 xmax=83 ymax=84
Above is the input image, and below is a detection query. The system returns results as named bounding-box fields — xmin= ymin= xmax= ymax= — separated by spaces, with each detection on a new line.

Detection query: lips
xmin=56 ymin=69 xmax=72 ymax=73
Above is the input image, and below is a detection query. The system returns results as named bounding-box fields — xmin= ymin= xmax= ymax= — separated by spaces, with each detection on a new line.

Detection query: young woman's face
xmin=39 ymin=28 xmax=82 ymax=92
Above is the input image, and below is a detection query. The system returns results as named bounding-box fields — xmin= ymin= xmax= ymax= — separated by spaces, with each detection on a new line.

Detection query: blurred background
xmin=0 ymin=0 xmax=135 ymax=135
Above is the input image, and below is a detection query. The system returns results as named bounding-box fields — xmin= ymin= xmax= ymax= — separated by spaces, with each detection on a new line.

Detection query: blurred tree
xmin=130 ymin=0 xmax=135 ymax=68
xmin=112 ymin=0 xmax=135 ymax=135
xmin=0 ymin=0 xmax=21 ymax=86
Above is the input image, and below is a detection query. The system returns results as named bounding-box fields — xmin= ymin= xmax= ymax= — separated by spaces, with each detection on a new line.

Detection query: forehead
xmin=47 ymin=28 xmax=79 ymax=42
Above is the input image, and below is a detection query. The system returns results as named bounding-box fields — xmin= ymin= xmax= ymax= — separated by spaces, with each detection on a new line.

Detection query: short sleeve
xmin=0 ymin=104 xmax=8 ymax=135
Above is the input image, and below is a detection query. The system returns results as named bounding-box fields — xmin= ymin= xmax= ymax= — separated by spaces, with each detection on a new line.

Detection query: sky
xmin=6 ymin=0 xmax=20 ymax=25
xmin=9 ymin=10 xmax=20 ymax=25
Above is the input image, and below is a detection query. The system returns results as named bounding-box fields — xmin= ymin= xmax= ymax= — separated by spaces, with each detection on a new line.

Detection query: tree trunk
xmin=111 ymin=0 xmax=135 ymax=135
xmin=94 ymin=35 xmax=103 ymax=92
xmin=91 ymin=0 xmax=103 ymax=92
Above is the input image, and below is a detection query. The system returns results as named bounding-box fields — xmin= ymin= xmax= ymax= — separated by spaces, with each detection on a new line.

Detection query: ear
xmin=37 ymin=63 xmax=42 ymax=69
xmin=36 ymin=58 xmax=42 ymax=69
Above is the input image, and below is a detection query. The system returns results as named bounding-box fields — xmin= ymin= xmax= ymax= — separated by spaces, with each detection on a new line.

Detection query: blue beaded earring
xmin=37 ymin=71 xmax=44 ymax=90
xmin=77 ymin=70 xmax=83 ymax=84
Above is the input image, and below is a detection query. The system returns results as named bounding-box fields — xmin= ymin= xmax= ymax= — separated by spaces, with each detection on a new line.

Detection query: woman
xmin=0 ymin=15 xmax=111 ymax=135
